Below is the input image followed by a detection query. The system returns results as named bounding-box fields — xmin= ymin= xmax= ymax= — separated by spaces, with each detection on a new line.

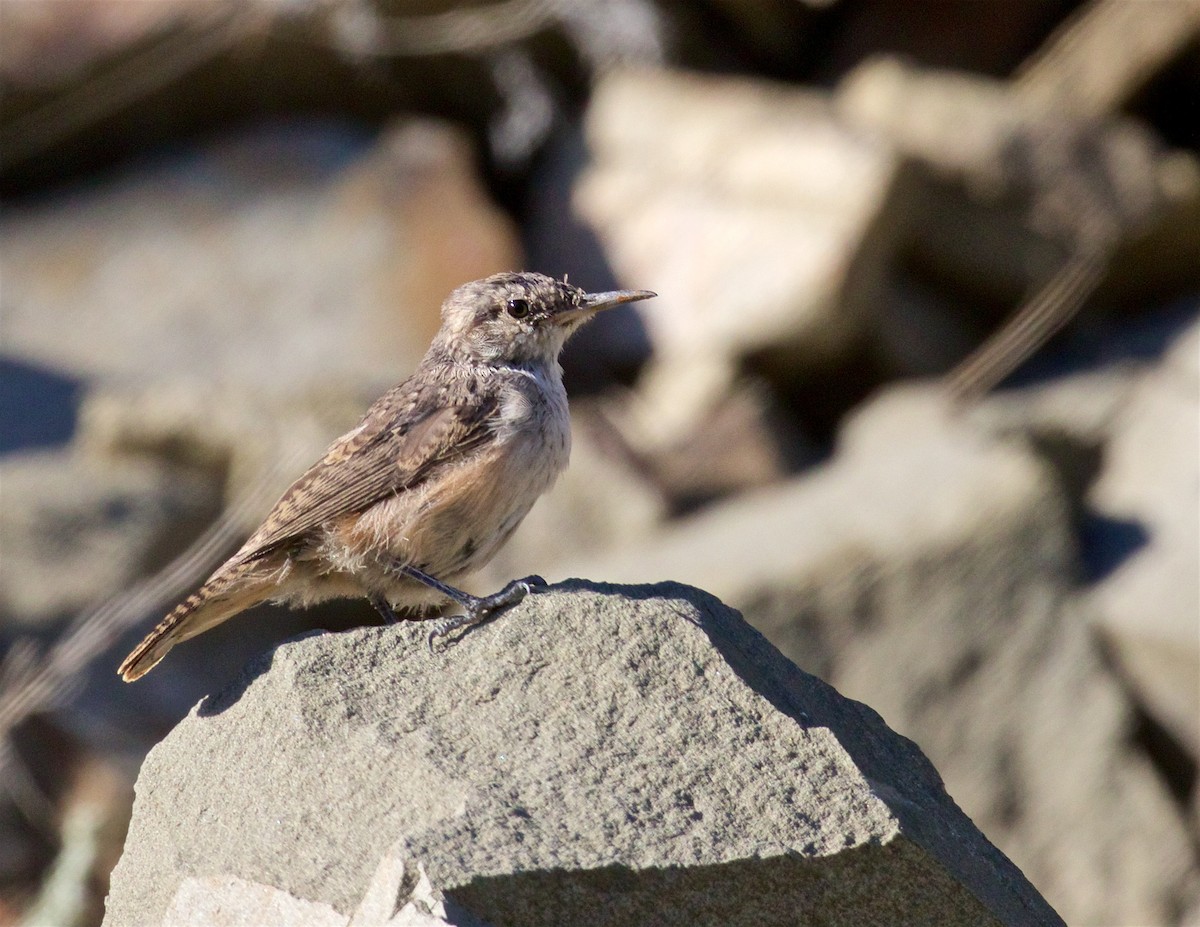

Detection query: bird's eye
xmin=506 ymin=297 xmax=530 ymax=319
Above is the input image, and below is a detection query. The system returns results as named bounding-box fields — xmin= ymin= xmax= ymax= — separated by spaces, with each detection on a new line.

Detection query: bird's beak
xmin=557 ymin=288 xmax=657 ymax=325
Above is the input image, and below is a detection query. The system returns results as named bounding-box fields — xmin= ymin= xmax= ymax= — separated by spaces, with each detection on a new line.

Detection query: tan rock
xmin=1089 ymin=314 xmax=1200 ymax=757
xmin=1014 ymin=0 xmax=1200 ymax=118
xmin=576 ymin=67 xmax=905 ymax=377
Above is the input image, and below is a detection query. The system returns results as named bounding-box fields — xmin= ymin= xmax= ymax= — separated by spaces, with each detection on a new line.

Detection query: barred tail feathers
xmin=118 ymin=572 xmax=268 ymax=682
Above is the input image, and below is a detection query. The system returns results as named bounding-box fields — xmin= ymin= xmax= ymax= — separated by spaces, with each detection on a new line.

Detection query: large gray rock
xmin=970 ymin=306 xmax=1200 ymax=771
xmin=0 ymin=118 xmax=519 ymax=398
xmin=1089 ymin=314 xmax=1200 ymax=758
xmin=559 ymin=384 xmax=1199 ymax=925
xmin=0 ymin=450 xmax=219 ymax=630
xmin=105 ymin=584 xmax=1060 ymax=926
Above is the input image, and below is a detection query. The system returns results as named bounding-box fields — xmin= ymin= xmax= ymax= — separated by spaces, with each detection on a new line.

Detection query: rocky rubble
xmin=1 ymin=119 xmax=518 ymax=395
xmin=105 ymin=584 xmax=1062 ymax=927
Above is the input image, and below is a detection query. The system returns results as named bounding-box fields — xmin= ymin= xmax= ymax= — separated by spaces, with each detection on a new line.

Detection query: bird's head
xmin=432 ymin=271 xmax=655 ymax=367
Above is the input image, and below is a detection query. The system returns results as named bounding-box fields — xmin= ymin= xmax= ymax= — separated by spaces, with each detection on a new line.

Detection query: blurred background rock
xmin=0 ymin=1 xmax=1197 ymax=924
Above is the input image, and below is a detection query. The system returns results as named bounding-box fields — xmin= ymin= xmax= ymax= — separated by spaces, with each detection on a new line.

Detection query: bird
xmin=118 ymin=271 xmax=656 ymax=681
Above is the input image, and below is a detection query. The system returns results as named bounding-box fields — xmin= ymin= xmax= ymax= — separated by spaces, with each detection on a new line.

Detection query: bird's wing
xmin=236 ymin=378 xmax=499 ymax=561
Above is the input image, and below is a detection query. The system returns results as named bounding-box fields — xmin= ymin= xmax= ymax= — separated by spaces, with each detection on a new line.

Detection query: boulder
xmin=835 ymin=56 xmax=1200 ymax=316
xmin=0 ymin=118 xmax=520 ymax=399
xmin=559 ymin=384 xmax=1199 ymax=925
xmin=1089 ymin=313 xmax=1200 ymax=758
xmin=968 ymin=303 xmax=1199 ymax=797
xmin=0 ymin=450 xmax=219 ymax=630
xmin=104 ymin=584 xmax=1061 ymax=926
xmin=575 ymin=66 xmax=909 ymax=420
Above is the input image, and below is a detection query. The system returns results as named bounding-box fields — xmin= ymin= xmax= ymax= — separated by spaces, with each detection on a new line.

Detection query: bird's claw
xmin=426 ymin=576 xmax=547 ymax=653
xmin=427 ymin=613 xmax=480 ymax=654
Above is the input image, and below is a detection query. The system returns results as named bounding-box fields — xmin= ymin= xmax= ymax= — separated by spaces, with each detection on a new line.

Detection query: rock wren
xmin=118 ymin=272 xmax=655 ymax=681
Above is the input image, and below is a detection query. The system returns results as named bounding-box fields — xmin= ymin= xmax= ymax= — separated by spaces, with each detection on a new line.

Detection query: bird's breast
xmin=496 ymin=365 xmax=571 ymax=470
xmin=349 ymin=366 xmax=573 ymax=583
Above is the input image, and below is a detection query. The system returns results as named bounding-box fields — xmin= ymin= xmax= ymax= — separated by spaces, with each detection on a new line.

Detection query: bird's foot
xmin=427 ymin=575 xmax=546 ymax=653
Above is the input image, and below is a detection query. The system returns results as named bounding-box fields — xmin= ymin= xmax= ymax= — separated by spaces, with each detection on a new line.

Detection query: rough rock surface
xmin=105 ymin=584 xmax=1060 ymax=927
xmin=160 ymin=854 xmax=454 ymax=927
xmin=561 ymin=385 xmax=1198 ymax=925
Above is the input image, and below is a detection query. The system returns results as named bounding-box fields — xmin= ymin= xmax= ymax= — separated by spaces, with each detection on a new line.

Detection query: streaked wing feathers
xmin=238 ymin=380 xmax=498 ymax=560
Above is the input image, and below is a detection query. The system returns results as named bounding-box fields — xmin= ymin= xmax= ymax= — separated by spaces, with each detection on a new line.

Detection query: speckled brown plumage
xmin=118 ymin=272 xmax=655 ymax=681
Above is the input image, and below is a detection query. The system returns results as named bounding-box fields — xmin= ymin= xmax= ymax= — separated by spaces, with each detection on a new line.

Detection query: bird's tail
xmin=118 ymin=567 xmax=270 ymax=682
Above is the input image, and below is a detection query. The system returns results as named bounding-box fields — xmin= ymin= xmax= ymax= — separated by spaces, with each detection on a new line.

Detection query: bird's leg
xmin=369 ymin=594 xmax=401 ymax=624
xmin=386 ymin=562 xmax=546 ymax=650
xmin=424 ymin=577 xmax=546 ymax=650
